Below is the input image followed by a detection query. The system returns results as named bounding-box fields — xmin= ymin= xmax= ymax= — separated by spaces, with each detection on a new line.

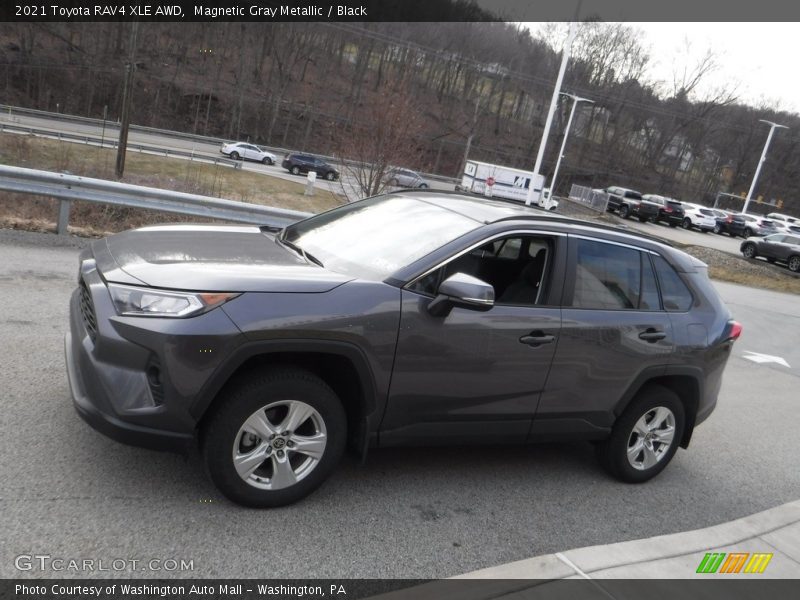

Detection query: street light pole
xmin=742 ymin=119 xmax=788 ymax=214
xmin=549 ymin=93 xmax=594 ymax=198
xmin=525 ymin=20 xmax=577 ymax=206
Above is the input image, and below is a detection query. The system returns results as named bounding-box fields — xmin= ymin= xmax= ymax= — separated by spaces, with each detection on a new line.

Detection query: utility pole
xmin=742 ymin=119 xmax=787 ymax=214
xmin=116 ymin=21 xmax=139 ymax=179
xmin=459 ymin=97 xmax=481 ymax=177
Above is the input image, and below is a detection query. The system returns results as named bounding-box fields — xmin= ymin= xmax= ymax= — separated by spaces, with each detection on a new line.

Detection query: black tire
xmin=681 ymin=218 xmax=691 ymax=230
xmin=638 ymin=216 xmax=648 ymax=223
xmin=597 ymin=384 xmax=685 ymax=483
xmin=324 ymin=171 xmax=336 ymax=181
xmin=789 ymin=255 xmax=800 ymax=272
xmin=744 ymin=228 xmax=753 ymax=238
xmin=262 ymin=157 xmax=273 ymax=165
xmin=742 ymin=243 xmax=757 ymax=259
xmin=203 ymin=367 xmax=347 ymax=508
xmin=669 ymin=221 xmax=678 ymax=228
xmin=290 ymin=166 xmax=301 ymax=175
xmin=230 ymin=152 xmax=240 ymax=160
xmin=713 ymin=224 xmax=721 ymax=234
xmin=418 ymin=183 xmax=429 ymax=189
xmin=619 ymin=205 xmax=630 ymax=219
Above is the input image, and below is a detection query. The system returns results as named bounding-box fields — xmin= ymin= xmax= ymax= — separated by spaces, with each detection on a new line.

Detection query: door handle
xmin=519 ymin=331 xmax=556 ymax=347
xmin=638 ymin=328 xmax=667 ymax=342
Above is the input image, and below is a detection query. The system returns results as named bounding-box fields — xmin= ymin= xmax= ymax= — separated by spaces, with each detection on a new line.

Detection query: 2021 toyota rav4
xmin=65 ymin=191 xmax=741 ymax=507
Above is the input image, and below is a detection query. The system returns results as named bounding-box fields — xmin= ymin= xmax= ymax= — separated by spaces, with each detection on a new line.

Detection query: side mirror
xmin=428 ymin=273 xmax=495 ymax=317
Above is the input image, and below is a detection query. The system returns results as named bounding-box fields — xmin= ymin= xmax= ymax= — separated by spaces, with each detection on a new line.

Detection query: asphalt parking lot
xmin=1 ymin=229 xmax=798 ymax=579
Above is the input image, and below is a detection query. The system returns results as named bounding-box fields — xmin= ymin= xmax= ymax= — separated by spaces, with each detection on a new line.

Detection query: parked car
xmin=766 ymin=212 xmax=799 ymax=226
xmin=220 ymin=142 xmax=277 ymax=165
xmin=282 ymin=154 xmax=339 ymax=180
xmin=740 ymin=233 xmax=800 ymax=272
xmin=714 ymin=213 xmax=778 ymax=238
xmin=66 ymin=190 xmax=741 ymax=507
xmin=605 ymin=187 xmax=660 ymax=222
xmin=384 ymin=168 xmax=429 ymax=189
xmin=644 ymin=195 xmax=685 ymax=228
xmin=680 ymin=203 xmax=717 ymax=232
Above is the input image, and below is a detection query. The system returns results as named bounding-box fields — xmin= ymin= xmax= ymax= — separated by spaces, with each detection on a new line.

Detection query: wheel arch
xmin=613 ymin=367 xmax=703 ymax=449
xmin=192 ymin=340 xmax=379 ymax=456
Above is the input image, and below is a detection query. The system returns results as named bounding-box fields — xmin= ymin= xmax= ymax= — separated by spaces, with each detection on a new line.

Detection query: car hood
xmin=93 ymin=224 xmax=353 ymax=293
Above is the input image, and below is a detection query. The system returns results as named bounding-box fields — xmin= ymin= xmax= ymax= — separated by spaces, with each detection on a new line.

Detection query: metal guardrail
xmin=0 ymin=122 xmax=242 ymax=170
xmin=0 ymin=165 xmax=312 ymax=234
xmin=569 ymin=184 xmax=609 ymax=213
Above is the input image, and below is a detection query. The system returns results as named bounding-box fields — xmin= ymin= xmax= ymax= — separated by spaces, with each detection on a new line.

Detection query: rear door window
xmin=652 ymin=255 xmax=693 ymax=312
xmin=571 ymin=239 xmax=654 ymax=310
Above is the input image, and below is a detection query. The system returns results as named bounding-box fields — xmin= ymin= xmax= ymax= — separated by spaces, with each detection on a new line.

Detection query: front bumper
xmin=65 ymin=259 xmax=245 ymax=452
xmin=65 ymin=331 xmax=193 ymax=452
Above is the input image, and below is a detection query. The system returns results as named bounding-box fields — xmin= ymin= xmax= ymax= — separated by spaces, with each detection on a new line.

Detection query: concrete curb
xmin=456 ymin=500 xmax=800 ymax=579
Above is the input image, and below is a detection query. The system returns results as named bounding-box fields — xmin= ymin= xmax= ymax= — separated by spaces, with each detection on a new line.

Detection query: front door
xmin=380 ymin=234 xmax=565 ymax=446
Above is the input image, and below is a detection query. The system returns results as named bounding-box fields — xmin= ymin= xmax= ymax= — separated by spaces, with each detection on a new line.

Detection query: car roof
xmin=386 ymin=190 xmax=673 ymax=246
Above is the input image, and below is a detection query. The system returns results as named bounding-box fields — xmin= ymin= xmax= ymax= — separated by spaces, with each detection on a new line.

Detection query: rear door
xmin=532 ymin=236 xmax=674 ymax=438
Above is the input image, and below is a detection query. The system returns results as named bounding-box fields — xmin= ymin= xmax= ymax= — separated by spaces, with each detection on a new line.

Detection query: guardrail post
xmin=57 ymin=199 xmax=70 ymax=235
xmin=305 ymin=171 xmax=317 ymax=196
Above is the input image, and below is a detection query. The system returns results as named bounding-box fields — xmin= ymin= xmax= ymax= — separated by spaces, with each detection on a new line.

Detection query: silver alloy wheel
xmin=232 ymin=400 xmax=328 ymax=490
xmin=626 ymin=406 xmax=676 ymax=471
xmin=789 ymin=256 xmax=800 ymax=272
xmin=743 ymin=244 xmax=756 ymax=258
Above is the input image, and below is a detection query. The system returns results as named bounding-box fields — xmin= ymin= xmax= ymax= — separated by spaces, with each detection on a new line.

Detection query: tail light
xmin=726 ymin=215 xmax=733 ymax=223
xmin=726 ymin=320 xmax=743 ymax=342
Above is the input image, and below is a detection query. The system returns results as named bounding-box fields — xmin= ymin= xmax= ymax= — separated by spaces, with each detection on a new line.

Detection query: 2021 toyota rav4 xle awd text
xmin=66 ymin=192 xmax=741 ymax=507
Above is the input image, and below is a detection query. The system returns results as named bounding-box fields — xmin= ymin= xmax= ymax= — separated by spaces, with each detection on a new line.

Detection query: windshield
xmin=282 ymin=195 xmax=481 ymax=280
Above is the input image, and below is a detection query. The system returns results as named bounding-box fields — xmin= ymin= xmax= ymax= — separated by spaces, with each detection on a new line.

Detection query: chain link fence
xmin=568 ymin=184 xmax=609 ymax=212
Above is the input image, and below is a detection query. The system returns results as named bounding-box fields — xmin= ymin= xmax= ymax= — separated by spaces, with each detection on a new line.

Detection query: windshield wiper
xmin=277 ymin=237 xmax=324 ymax=268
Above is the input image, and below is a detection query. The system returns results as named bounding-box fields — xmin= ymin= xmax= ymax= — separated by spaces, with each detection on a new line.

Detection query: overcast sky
xmin=631 ymin=23 xmax=800 ymax=114
xmin=533 ymin=22 xmax=800 ymax=115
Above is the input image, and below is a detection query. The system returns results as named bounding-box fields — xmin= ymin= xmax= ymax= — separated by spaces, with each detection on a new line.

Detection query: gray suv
xmin=66 ymin=191 xmax=741 ymax=507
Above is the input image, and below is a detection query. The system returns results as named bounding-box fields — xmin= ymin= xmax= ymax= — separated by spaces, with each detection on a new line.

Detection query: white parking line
xmin=742 ymin=351 xmax=791 ymax=368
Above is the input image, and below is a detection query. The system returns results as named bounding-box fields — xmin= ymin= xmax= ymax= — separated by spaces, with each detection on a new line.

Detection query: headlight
xmin=107 ymin=284 xmax=239 ymax=318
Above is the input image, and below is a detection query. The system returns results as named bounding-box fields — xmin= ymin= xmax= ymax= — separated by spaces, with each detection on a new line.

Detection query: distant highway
xmin=0 ymin=110 xmax=456 ymax=197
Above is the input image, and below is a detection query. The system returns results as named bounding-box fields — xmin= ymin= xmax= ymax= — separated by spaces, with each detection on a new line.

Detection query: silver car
xmin=220 ymin=142 xmax=277 ymax=165
xmin=385 ymin=168 xmax=429 ymax=189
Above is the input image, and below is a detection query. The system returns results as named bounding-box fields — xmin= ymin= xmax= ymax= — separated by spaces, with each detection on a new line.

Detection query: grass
xmin=0 ymin=133 xmax=344 ymax=235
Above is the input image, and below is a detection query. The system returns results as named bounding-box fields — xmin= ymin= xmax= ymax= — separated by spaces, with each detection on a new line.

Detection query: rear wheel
xmin=744 ymin=228 xmax=754 ymax=238
xmin=203 ymin=368 xmax=346 ymax=507
xmin=230 ymin=152 xmax=240 ymax=160
xmin=324 ymin=171 xmax=336 ymax=181
xmin=262 ymin=157 xmax=273 ymax=165
xmin=789 ymin=256 xmax=800 ymax=272
xmin=619 ymin=205 xmax=630 ymax=219
xmin=713 ymin=224 xmax=721 ymax=234
xmin=638 ymin=216 xmax=648 ymax=223
xmin=742 ymin=243 xmax=757 ymax=259
xmin=681 ymin=218 xmax=692 ymax=230
xmin=597 ymin=385 xmax=685 ymax=483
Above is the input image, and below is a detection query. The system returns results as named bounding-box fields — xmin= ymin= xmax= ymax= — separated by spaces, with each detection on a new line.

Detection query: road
xmin=0 ymin=229 xmax=798 ymax=579
xmin=0 ymin=111 xmax=455 ymax=198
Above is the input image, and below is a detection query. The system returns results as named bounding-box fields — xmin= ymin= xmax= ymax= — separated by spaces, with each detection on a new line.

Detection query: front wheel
xmin=290 ymin=166 xmax=301 ymax=175
xmin=324 ymin=171 xmax=336 ymax=181
xmin=713 ymin=224 xmax=721 ymax=234
xmin=742 ymin=243 xmax=757 ymax=259
xmin=597 ymin=385 xmax=685 ymax=483
xmin=789 ymin=255 xmax=800 ymax=272
xmin=262 ymin=157 xmax=273 ymax=165
xmin=230 ymin=152 xmax=240 ymax=160
xmin=418 ymin=183 xmax=428 ymax=189
xmin=203 ymin=368 xmax=346 ymax=507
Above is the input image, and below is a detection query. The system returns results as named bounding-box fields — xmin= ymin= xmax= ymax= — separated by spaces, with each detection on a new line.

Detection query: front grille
xmin=79 ymin=280 xmax=98 ymax=342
